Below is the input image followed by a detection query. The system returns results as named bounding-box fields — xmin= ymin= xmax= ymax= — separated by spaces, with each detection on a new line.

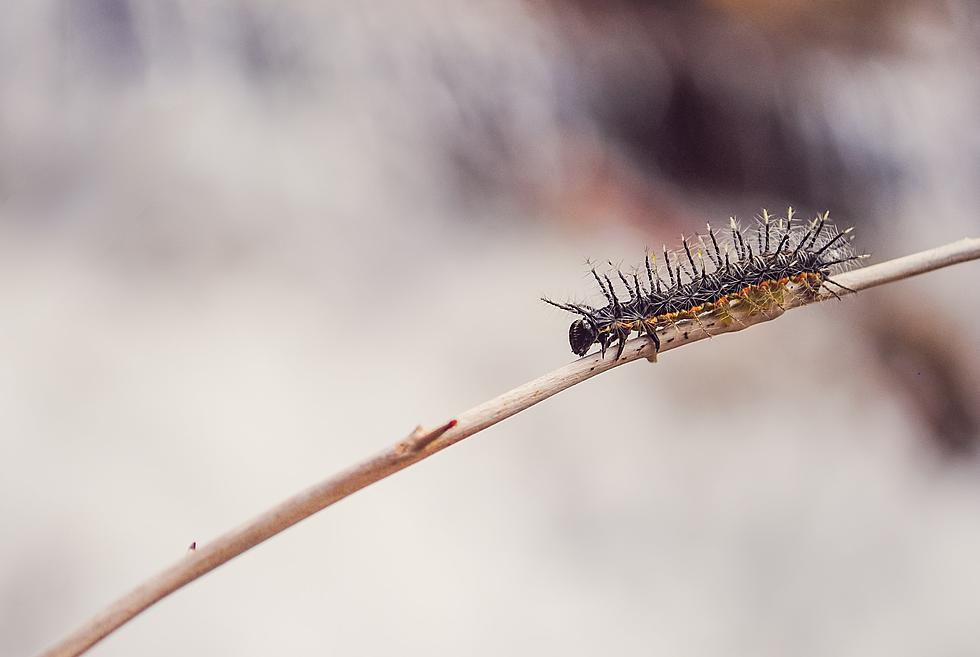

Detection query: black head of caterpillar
xmin=543 ymin=209 xmax=868 ymax=360
xmin=568 ymin=318 xmax=599 ymax=358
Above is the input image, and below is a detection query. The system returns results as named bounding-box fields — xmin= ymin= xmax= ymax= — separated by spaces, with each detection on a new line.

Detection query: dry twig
xmin=38 ymin=237 xmax=980 ymax=657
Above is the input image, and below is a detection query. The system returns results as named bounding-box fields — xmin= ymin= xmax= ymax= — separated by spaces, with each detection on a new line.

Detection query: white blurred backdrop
xmin=2 ymin=2 xmax=980 ymax=656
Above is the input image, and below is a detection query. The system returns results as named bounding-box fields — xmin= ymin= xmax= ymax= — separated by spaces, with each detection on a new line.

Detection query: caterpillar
xmin=543 ymin=209 xmax=867 ymax=359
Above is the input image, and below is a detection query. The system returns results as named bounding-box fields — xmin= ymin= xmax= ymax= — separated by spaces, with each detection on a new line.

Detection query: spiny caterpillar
xmin=543 ymin=209 xmax=867 ymax=359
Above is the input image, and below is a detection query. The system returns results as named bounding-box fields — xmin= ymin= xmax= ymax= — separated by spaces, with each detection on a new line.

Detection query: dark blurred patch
xmin=232 ymin=5 xmax=314 ymax=89
xmin=868 ymin=299 xmax=979 ymax=456
xmin=541 ymin=0 xmax=920 ymax=223
xmin=58 ymin=0 xmax=145 ymax=82
xmin=610 ymin=68 xmax=814 ymax=200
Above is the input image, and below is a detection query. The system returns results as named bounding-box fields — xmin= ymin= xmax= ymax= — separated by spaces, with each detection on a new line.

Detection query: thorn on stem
xmin=397 ymin=419 xmax=459 ymax=455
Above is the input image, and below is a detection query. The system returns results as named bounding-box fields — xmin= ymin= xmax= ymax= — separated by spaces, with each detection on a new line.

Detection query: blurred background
xmin=2 ymin=1 xmax=980 ymax=655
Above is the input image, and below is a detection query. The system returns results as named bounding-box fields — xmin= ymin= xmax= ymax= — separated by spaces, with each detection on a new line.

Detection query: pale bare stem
xmin=38 ymin=237 xmax=980 ymax=657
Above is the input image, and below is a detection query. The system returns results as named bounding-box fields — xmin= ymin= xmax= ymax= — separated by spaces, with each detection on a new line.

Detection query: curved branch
xmin=38 ymin=237 xmax=980 ymax=657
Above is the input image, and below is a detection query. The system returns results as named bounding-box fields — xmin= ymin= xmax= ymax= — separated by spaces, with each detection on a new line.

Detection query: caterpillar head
xmin=568 ymin=319 xmax=597 ymax=357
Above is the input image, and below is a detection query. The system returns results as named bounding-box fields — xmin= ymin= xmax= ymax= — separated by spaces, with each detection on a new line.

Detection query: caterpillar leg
xmin=757 ymin=281 xmax=788 ymax=312
xmin=710 ymin=296 xmax=748 ymax=330
xmin=597 ymin=331 xmax=612 ymax=358
xmin=735 ymin=288 xmax=777 ymax=320
xmin=641 ymin=319 xmax=661 ymax=352
xmin=613 ymin=325 xmax=631 ymax=360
